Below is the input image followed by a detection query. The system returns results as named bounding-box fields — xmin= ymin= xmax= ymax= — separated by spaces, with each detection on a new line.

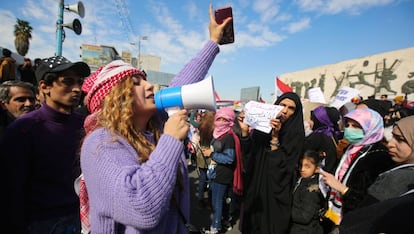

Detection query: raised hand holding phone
xmin=214 ymin=6 xmax=234 ymax=45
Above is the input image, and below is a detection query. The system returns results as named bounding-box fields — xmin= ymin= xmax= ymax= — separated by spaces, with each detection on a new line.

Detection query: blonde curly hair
xmin=98 ymin=76 xmax=161 ymax=162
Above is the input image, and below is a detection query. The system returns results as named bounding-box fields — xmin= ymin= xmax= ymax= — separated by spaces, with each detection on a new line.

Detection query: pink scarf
xmin=231 ymin=130 xmax=243 ymax=196
xmin=213 ymin=107 xmax=235 ymax=139
xmin=79 ymin=175 xmax=90 ymax=233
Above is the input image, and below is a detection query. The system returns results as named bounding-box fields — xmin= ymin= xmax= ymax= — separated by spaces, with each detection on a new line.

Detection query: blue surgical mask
xmin=344 ymin=127 xmax=364 ymax=144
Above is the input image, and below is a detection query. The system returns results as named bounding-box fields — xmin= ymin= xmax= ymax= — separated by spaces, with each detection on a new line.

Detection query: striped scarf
xmin=324 ymin=146 xmax=370 ymax=224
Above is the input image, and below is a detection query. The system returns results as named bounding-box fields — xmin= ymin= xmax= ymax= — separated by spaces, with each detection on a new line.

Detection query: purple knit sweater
xmin=1 ymin=103 xmax=84 ymax=232
xmin=81 ymin=40 xmax=219 ymax=233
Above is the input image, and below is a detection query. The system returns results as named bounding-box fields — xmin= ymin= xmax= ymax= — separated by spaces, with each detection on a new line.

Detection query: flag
xmin=275 ymin=77 xmax=292 ymax=97
xmin=214 ymin=91 xmax=221 ymax=101
xmin=259 ymin=95 xmax=266 ymax=103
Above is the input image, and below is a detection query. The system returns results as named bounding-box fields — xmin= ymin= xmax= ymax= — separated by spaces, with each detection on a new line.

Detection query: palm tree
xmin=14 ymin=18 xmax=33 ymax=56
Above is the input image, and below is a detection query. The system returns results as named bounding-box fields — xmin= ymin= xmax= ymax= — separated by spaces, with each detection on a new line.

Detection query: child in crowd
xmin=290 ymin=150 xmax=324 ymax=234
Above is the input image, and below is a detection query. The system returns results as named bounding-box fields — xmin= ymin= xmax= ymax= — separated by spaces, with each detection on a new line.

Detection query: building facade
xmin=279 ymin=47 xmax=414 ymax=102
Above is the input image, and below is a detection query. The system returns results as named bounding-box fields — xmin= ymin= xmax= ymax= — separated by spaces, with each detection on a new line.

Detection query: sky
xmin=1 ymin=0 xmax=414 ymax=102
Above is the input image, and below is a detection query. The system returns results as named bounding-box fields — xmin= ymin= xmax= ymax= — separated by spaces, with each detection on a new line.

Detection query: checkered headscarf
xmin=83 ymin=60 xmax=145 ymax=113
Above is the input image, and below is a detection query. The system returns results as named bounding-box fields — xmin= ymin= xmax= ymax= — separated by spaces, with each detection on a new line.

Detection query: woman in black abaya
xmin=239 ymin=92 xmax=305 ymax=234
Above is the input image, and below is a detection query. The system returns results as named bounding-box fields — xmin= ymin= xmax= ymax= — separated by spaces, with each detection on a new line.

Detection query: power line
xmin=113 ymin=0 xmax=136 ymax=42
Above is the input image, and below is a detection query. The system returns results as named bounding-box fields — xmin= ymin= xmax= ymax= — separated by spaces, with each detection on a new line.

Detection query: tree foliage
xmin=14 ymin=18 xmax=33 ymax=56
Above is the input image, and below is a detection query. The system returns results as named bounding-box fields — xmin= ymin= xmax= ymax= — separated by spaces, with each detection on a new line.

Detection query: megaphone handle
xmin=166 ymin=107 xmax=181 ymax=117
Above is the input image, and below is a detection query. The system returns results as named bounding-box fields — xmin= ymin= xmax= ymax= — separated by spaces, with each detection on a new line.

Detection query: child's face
xmin=300 ymin=157 xmax=318 ymax=178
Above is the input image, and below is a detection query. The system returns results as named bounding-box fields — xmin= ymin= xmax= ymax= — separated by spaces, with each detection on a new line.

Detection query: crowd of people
xmin=1 ymin=4 xmax=414 ymax=234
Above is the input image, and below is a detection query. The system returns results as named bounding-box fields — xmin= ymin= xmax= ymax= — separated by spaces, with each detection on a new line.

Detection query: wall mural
xmin=281 ymin=47 xmax=414 ymax=101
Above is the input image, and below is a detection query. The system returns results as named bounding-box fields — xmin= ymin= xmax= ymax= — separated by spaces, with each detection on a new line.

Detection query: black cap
xmin=2 ymin=48 xmax=12 ymax=57
xmin=35 ymin=56 xmax=91 ymax=83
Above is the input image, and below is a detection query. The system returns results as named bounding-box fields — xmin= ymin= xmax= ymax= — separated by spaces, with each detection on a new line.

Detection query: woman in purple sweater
xmin=79 ymin=5 xmax=231 ymax=234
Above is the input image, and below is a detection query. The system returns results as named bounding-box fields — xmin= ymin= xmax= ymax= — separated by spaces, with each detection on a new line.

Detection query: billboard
xmin=240 ymin=86 xmax=260 ymax=103
xmin=121 ymin=51 xmax=132 ymax=64
xmin=81 ymin=44 xmax=120 ymax=67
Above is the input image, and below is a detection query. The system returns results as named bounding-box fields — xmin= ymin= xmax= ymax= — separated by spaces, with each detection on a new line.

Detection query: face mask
xmin=344 ymin=127 xmax=364 ymax=144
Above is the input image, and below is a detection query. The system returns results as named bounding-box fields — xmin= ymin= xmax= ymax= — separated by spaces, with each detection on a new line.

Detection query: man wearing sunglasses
xmin=1 ymin=56 xmax=90 ymax=234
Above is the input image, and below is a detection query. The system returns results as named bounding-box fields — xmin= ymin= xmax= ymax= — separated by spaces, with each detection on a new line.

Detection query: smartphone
xmin=215 ymin=6 xmax=234 ymax=45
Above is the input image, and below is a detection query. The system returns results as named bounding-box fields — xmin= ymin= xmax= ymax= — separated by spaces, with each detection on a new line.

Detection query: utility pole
xmin=56 ymin=1 xmax=85 ymax=56
xmin=56 ymin=0 xmax=64 ymax=56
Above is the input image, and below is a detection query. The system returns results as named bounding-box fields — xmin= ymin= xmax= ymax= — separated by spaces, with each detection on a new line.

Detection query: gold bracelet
xmin=341 ymin=187 xmax=349 ymax=195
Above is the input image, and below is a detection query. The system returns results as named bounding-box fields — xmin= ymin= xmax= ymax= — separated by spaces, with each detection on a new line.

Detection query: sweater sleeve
xmin=169 ymin=40 xmax=219 ymax=87
xmin=212 ymin=134 xmax=236 ymax=164
xmin=81 ymin=129 xmax=184 ymax=229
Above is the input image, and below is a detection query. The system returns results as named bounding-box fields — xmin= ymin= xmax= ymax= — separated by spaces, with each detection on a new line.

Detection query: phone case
xmin=215 ymin=6 xmax=234 ymax=45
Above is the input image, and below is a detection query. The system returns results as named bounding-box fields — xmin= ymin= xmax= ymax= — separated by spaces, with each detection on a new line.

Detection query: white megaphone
xmin=65 ymin=1 xmax=85 ymax=18
xmin=155 ymin=76 xmax=216 ymax=113
xmin=63 ymin=19 xmax=82 ymax=35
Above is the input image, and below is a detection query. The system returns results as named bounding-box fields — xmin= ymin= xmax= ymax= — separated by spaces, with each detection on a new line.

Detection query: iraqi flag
xmin=275 ymin=77 xmax=292 ymax=98
xmin=214 ymin=91 xmax=221 ymax=101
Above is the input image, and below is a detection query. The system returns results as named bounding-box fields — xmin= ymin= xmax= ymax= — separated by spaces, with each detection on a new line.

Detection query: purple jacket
xmin=81 ymin=40 xmax=219 ymax=233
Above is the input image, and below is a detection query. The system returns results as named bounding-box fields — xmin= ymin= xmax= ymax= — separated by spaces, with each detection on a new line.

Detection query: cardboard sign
xmin=329 ymin=87 xmax=360 ymax=109
xmin=244 ymin=101 xmax=284 ymax=133
xmin=308 ymin=87 xmax=327 ymax=104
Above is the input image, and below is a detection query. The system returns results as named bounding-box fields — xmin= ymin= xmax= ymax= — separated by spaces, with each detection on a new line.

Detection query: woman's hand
xmin=269 ymin=118 xmax=282 ymax=132
xmin=208 ymin=4 xmax=232 ymax=44
xmin=164 ymin=109 xmax=189 ymax=141
xmin=237 ymin=111 xmax=250 ymax=137
xmin=202 ymin=148 xmax=212 ymax=157
xmin=319 ymin=170 xmax=347 ymax=193
xmin=269 ymin=118 xmax=282 ymax=139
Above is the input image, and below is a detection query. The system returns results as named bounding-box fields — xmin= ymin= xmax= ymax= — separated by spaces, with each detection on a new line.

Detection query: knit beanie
xmin=82 ymin=60 xmax=145 ymax=113
xmin=394 ymin=96 xmax=404 ymax=103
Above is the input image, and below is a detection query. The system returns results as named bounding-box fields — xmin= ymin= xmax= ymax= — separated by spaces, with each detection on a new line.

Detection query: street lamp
xmin=138 ymin=36 xmax=147 ymax=70
xmin=130 ymin=36 xmax=148 ymax=70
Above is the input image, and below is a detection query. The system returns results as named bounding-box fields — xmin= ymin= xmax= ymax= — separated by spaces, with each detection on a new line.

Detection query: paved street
xmin=188 ymin=164 xmax=241 ymax=234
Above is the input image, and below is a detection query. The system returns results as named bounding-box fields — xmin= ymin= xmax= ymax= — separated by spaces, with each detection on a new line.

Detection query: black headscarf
xmin=274 ymin=92 xmax=305 ymax=159
xmin=360 ymin=99 xmax=388 ymax=118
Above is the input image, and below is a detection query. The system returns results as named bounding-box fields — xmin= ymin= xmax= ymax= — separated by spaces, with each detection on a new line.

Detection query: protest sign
xmin=308 ymin=87 xmax=327 ymax=104
xmin=244 ymin=101 xmax=284 ymax=133
xmin=329 ymin=87 xmax=360 ymax=109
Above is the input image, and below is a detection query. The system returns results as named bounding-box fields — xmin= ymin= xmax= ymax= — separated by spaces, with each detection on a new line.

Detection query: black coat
xmin=341 ymin=142 xmax=396 ymax=214
xmin=340 ymin=192 xmax=414 ymax=234
xmin=289 ymin=175 xmax=324 ymax=234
